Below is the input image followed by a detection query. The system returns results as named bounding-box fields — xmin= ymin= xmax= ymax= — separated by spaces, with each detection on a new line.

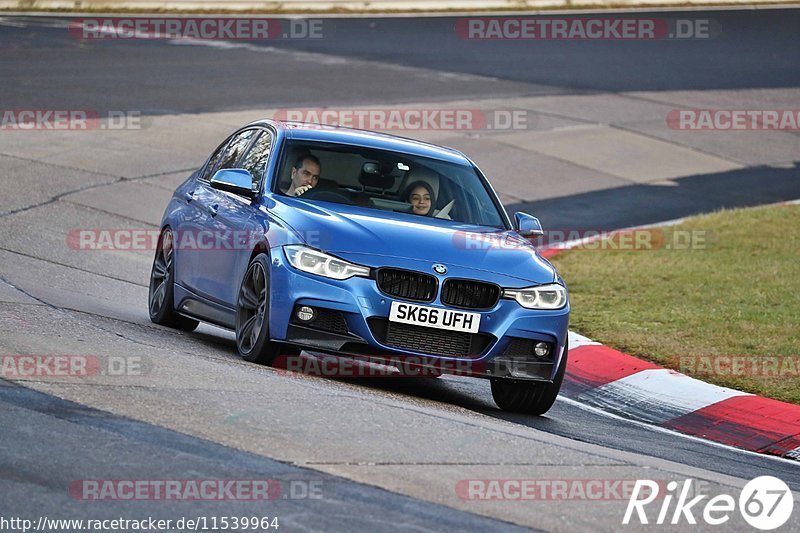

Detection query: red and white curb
xmin=562 ymin=329 xmax=800 ymax=461
xmin=544 ymin=202 xmax=800 ymax=461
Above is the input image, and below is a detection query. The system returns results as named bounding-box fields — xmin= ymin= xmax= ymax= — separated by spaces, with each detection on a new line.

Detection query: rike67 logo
xmin=624 ymin=476 xmax=794 ymax=530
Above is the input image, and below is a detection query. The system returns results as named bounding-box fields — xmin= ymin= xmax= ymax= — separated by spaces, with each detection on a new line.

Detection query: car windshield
xmin=274 ymin=140 xmax=507 ymax=228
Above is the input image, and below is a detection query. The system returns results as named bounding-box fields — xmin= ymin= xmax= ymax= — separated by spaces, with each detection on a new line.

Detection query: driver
xmin=283 ymin=154 xmax=321 ymax=196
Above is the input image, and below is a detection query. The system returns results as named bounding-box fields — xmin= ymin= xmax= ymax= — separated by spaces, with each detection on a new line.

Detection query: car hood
xmin=272 ymin=198 xmax=556 ymax=285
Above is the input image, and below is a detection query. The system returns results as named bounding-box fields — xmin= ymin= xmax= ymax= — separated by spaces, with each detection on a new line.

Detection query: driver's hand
xmin=295 ymin=185 xmax=313 ymax=196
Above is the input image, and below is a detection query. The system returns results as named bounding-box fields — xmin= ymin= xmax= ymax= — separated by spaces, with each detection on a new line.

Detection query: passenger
xmin=283 ymin=154 xmax=321 ymax=196
xmin=402 ymin=181 xmax=436 ymax=216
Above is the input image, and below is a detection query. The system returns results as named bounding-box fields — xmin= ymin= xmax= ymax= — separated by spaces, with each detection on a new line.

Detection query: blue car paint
xmin=159 ymin=121 xmax=569 ymax=381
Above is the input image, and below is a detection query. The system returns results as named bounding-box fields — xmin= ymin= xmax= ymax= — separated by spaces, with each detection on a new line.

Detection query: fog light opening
xmin=534 ymin=342 xmax=550 ymax=359
xmin=296 ymin=306 xmax=316 ymax=322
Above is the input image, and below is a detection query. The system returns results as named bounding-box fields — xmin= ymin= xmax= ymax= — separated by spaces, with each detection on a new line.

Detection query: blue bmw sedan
xmin=149 ymin=120 xmax=570 ymax=414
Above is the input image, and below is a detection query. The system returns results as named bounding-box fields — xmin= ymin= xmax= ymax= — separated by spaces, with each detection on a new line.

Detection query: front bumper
xmin=269 ymin=249 xmax=570 ymax=381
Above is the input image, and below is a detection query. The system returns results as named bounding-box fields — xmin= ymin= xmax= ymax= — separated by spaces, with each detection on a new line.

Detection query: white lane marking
xmin=169 ymin=39 xmax=344 ymax=65
xmin=0 ymin=16 xmax=70 ymax=28
xmin=168 ymin=38 xmax=503 ymax=82
xmin=577 ymin=368 xmax=752 ymax=424
xmin=568 ymin=330 xmax=601 ymax=349
xmin=557 ymin=395 xmax=799 ymax=465
xmin=0 ymin=17 xmax=29 ymax=27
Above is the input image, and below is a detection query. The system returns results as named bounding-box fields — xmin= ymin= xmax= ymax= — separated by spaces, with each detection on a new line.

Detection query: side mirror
xmin=514 ymin=212 xmax=544 ymax=238
xmin=210 ymin=169 xmax=256 ymax=199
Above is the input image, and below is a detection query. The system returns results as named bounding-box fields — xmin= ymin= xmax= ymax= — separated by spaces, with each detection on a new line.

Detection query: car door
xmin=178 ymin=128 xmax=259 ymax=304
xmin=197 ymin=128 xmax=276 ymax=308
xmin=173 ymin=134 xmax=231 ymax=295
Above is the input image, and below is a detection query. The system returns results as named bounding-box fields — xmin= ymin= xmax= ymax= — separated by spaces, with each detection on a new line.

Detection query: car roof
xmin=248 ymin=120 xmax=472 ymax=166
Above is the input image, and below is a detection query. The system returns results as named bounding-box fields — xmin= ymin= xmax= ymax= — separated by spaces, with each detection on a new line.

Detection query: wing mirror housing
xmin=514 ymin=212 xmax=545 ymax=238
xmin=210 ymin=169 xmax=256 ymax=199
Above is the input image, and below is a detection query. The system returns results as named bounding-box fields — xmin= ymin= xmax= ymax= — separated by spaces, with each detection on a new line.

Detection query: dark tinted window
xmin=240 ymin=130 xmax=273 ymax=190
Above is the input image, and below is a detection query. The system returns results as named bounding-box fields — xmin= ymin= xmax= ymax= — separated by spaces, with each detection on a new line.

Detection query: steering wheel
xmin=300 ymin=187 xmax=355 ymax=205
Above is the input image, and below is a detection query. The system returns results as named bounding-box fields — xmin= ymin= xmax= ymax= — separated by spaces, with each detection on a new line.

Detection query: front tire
xmin=236 ymin=254 xmax=282 ymax=364
xmin=490 ymin=342 xmax=568 ymax=415
xmin=148 ymin=228 xmax=199 ymax=332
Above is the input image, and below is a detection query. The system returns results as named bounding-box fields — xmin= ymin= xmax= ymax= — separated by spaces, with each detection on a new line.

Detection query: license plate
xmin=389 ymin=301 xmax=480 ymax=334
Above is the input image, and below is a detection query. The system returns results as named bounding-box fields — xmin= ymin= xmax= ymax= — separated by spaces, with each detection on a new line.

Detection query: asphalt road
xmin=1 ymin=9 xmax=799 ymax=531
xmin=2 ymin=9 xmax=799 ymax=111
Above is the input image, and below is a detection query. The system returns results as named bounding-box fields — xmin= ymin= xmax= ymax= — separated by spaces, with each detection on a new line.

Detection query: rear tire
xmin=148 ymin=228 xmax=199 ymax=332
xmin=236 ymin=254 xmax=282 ymax=365
xmin=490 ymin=341 xmax=568 ymax=415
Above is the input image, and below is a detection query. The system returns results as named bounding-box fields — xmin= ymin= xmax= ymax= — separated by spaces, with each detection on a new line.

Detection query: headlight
xmin=283 ymin=245 xmax=370 ymax=280
xmin=503 ymin=283 xmax=567 ymax=310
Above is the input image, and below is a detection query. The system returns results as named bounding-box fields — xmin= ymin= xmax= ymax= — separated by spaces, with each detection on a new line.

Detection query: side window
xmin=199 ymin=129 xmax=258 ymax=183
xmin=240 ymin=130 xmax=273 ymax=190
xmin=199 ymin=142 xmax=228 ymax=182
xmin=216 ymin=129 xmax=259 ymax=172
